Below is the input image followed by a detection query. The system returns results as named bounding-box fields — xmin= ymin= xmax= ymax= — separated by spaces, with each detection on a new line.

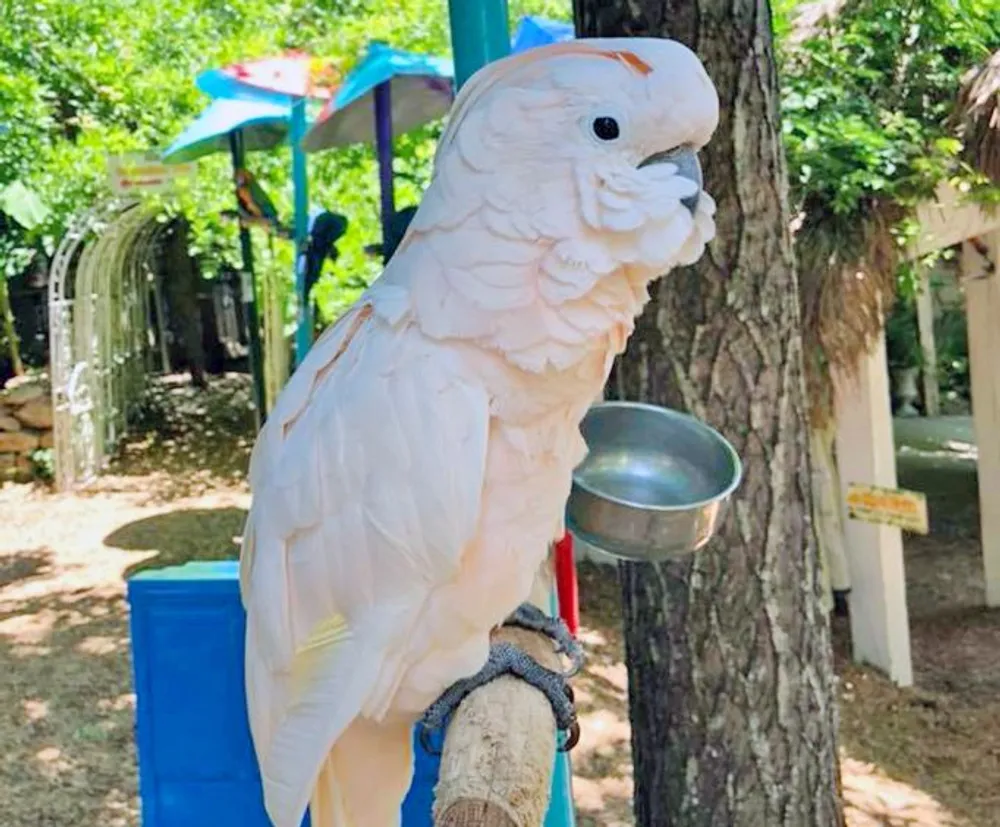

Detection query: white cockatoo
xmin=240 ymin=36 xmax=719 ymax=827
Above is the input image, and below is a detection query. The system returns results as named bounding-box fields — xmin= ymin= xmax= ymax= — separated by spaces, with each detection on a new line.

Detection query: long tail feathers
xmin=257 ymin=620 xmax=383 ymax=827
xmin=310 ymin=719 xmax=415 ymax=827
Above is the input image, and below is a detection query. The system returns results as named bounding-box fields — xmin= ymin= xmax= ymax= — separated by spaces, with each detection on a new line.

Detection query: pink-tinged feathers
xmin=383 ymin=39 xmax=717 ymax=372
xmin=241 ymin=36 xmax=719 ymax=827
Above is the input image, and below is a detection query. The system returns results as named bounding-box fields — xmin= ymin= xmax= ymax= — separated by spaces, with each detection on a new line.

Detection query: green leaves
xmin=0 ymin=181 xmax=50 ymax=230
xmin=779 ymin=0 xmax=1000 ymax=269
xmin=0 ymin=0 xmax=568 ymax=328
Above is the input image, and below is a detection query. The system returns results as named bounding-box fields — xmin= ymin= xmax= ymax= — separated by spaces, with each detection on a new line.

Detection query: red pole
xmin=553 ymin=533 xmax=579 ymax=636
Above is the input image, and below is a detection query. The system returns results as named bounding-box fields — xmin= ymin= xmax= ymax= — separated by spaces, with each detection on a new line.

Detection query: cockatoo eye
xmin=591 ymin=116 xmax=621 ymax=142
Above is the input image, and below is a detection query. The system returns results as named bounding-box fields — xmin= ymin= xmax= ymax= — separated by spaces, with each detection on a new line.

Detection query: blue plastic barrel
xmin=127 ymin=561 xmax=574 ymax=826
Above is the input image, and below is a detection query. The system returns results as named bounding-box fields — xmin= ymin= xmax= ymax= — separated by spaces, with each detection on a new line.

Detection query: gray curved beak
xmin=638 ymin=146 xmax=702 ymax=215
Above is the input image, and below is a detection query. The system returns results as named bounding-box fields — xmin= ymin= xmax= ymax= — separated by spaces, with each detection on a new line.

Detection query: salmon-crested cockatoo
xmin=240 ymin=36 xmax=719 ymax=827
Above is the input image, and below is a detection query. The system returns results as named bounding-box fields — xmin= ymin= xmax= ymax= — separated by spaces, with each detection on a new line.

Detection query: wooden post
xmin=433 ymin=622 xmax=565 ymax=827
xmin=915 ymin=267 xmax=940 ymax=416
xmin=810 ymin=421 xmax=851 ymax=611
xmin=834 ymin=327 xmax=914 ymax=687
xmin=962 ymin=234 xmax=1000 ymax=607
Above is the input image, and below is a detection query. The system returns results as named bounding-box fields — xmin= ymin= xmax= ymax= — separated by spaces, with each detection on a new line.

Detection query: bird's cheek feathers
xmin=573 ymin=165 xmax=710 ymax=272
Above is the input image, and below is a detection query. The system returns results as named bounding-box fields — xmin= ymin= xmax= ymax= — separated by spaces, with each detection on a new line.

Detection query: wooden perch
xmin=432 ymin=623 xmax=566 ymax=827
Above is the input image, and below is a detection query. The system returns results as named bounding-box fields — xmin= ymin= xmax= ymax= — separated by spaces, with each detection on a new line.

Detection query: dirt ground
xmin=1 ymin=375 xmax=997 ymax=826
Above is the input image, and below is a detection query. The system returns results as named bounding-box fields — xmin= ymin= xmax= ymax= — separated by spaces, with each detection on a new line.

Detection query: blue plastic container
xmin=127 ymin=560 xmax=574 ymax=827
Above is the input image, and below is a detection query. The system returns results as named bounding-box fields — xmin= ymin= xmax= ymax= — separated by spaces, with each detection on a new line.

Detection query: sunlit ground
xmin=1 ymin=374 xmax=997 ymax=826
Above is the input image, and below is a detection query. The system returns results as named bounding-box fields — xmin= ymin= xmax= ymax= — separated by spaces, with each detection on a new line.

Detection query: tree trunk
xmin=0 ymin=275 xmax=25 ymax=377
xmin=162 ymin=217 xmax=208 ymax=389
xmin=574 ymin=3 xmax=843 ymax=826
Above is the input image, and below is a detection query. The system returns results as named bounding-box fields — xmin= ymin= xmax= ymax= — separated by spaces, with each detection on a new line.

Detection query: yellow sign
xmin=107 ymin=152 xmax=195 ymax=196
xmin=845 ymin=483 xmax=929 ymax=534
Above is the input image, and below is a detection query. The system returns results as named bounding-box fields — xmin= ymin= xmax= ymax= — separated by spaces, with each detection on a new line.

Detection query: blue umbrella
xmin=162 ymin=98 xmax=295 ymax=164
xmin=511 ymin=15 xmax=575 ymax=52
xmin=302 ymin=42 xmax=454 ymax=262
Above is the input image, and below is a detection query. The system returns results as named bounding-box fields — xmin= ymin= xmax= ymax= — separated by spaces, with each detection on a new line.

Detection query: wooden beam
xmin=834 ymin=328 xmax=914 ymax=687
xmin=961 ymin=234 xmax=1000 ymax=606
xmin=915 ymin=267 xmax=940 ymax=417
xmin=433 ymin=624 xmax=565 ymax=827
xmin=912 ymin=182 xmax=1000 ymax=258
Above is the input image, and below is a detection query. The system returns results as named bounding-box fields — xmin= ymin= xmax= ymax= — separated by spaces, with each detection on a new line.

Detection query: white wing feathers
xmin=239 ymin=297 xmax=491 ymax=827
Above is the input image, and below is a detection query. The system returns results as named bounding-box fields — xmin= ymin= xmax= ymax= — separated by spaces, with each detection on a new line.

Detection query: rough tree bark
xmin=162 ymin=217 xmax=207 ymax=388
xmin=573 ymin=2 xmax=843 ymax=826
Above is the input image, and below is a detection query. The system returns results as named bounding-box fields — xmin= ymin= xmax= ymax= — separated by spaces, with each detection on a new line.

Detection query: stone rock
xmin=15 ymin=399 xmax=53 ymax=430
xmin=4 ymin=374 xmax=33 ymax=391
xmin=0 ymin=430 xmax=40 ymax=453
xmin=39 ymin=431 xmax=54 ymax=449
xmin=2 ymin=382 xmax=44 ymax=406
xmin=0 ymin=415 xmax=21 ymax=432
xmin=0 ymin=453 xmax=15 ymax=469
xmin=7 ymin=455 xmax=34 ymax=483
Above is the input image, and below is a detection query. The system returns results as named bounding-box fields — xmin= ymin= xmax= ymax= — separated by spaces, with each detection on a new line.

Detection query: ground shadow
xmin=0 ymin=586 xmax=139 ymax=827
xmin=105 ymin=507 xmax=248 ymax=579
xmin=87 ymin=373 xmax=256 ymax=504
xmin=0 ymin=547 xmax=54 ymax=589
xmin=834 ymin=449 xmax=1000 ymax=826
xmin=572 ymin=563 xmax=634 ymax=827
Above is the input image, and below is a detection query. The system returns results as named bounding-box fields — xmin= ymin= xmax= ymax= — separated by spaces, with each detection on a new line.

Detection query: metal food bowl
xmin=566 ymin=401 xmax=742 ymax=562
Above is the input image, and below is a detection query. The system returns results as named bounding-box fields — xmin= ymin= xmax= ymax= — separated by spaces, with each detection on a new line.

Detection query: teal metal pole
xmin=547 ymin=585 xmax=578 ymax=827
xmin=446 ymin=0 xmax=511 ymax=89
xmin=290 ymin=97 xmax=312 ymax=367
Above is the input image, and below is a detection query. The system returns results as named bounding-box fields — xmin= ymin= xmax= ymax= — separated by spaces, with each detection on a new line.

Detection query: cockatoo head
xmin=432 ymin=37 xmax=720 ymax=276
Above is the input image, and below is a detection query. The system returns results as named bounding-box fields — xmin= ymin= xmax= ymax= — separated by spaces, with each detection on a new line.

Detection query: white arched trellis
xmin=48 ymin=199 xmax=169 ymax=491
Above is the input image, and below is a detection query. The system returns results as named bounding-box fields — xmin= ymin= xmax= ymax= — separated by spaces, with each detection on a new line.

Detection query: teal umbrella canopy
xmin=302 ymin=42 xmax=454 ymax=152
xmin=161 ymin=97 xmax=297 ymax=164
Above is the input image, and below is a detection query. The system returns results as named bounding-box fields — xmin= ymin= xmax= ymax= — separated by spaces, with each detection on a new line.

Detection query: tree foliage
xmin=0 ymin=0 xmax=569 ymax=342
xmin=776 ymin=0 xmax=1000 ymax=294
xmin=1 ymin=0 xmax=997 ymax=359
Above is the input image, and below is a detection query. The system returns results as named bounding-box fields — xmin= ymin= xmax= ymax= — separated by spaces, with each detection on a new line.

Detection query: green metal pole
xmin=447 ymin=0 xmax=511 ymax=89
xmin=290 ymin=97 xmax=312 ymax=367
xmin=228 ymin=129 xmax=266 ymax=429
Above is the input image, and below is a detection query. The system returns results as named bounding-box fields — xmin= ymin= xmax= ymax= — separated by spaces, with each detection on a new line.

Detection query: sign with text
xmin=845 ymin=483 xmax=929 ymax=534
xmin=107 ymin=152 xmax=195 ymax=196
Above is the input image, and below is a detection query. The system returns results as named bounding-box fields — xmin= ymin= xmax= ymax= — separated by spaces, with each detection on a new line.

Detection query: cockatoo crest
xmin=381 ymin=38 xmax=720 ymax=373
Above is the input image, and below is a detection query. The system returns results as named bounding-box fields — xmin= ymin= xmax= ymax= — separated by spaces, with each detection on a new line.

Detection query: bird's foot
xmin=418 ymin=606 xmax=584 ymax=755
xmin=502 ymin=602 xmax=584 ymax=678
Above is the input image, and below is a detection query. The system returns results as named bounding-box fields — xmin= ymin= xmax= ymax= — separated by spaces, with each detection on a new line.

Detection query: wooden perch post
xmin=433 ymin=623 xmax=565 ymax=827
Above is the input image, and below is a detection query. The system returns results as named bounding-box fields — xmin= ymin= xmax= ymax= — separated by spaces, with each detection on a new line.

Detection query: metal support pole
xmin=290 ymin=98 xmax=312 ymax=367
xmin=446 ymin=0 xmax=511 ymax=89
xmin=373 ymin=81 xmax=396 ymax=264
xmin=228 ymin=130 xmax=266 ymax=429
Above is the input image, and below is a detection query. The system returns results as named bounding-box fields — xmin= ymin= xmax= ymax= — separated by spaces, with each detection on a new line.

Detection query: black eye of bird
xmin=591 ymin=116 xmax=620 ymax=142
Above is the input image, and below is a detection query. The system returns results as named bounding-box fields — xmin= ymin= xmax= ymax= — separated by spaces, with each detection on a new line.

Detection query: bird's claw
xmin=417 ymin=638 xmax=581 ymax=755
xmin=502 ymin=602 xmax=585 ymax=678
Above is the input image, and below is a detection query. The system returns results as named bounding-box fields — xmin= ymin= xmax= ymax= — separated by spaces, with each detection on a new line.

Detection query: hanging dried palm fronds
xmin=954 ymin=50 xmax=1000 ymax=185
xmin=796 ymin=199 xmax=904 ymax=428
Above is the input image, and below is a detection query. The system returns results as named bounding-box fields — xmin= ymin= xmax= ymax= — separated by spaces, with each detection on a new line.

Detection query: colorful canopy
xmin=196 ymin=52 xmax=340 ymax=104
xmin=161 ymin=98 xmax=298 ymax=164
xmin=511 ymin=15 xmax=575 ymax=52
xmin=302 ymin=42 xmax=453 ymax=152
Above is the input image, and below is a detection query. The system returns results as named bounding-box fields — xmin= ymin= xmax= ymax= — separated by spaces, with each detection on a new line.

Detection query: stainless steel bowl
xmin=566 ymin=401 xmax=742 ymax=562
